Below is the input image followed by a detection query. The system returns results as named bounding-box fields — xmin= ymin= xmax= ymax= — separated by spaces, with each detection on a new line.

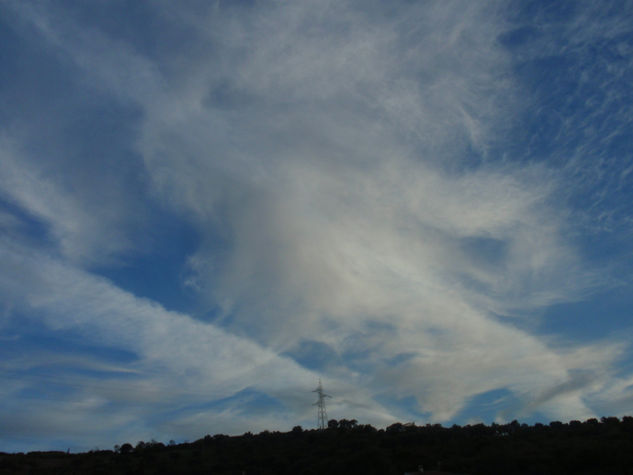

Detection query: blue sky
xmin=2 ymin=0 xmax=633 ymax=452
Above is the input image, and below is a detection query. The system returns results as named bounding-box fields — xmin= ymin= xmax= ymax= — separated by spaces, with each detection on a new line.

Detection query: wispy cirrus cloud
xmin=1 ymin=0 xmax=633 ymax=452
xmin=1 ymin=238 xmax=395 ymax=448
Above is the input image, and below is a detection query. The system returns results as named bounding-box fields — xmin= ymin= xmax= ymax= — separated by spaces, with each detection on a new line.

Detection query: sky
xmin=1 ymin=0 xmax=633 ymax=453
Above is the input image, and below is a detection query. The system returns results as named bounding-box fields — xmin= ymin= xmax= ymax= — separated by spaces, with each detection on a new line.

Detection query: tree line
xmin=2 ymin=416 xmax=633 ymax=474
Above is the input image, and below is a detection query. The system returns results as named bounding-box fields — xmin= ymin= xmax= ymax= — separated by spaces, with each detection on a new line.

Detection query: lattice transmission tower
xmin=313 ymin=378 xmax=331 ymax=430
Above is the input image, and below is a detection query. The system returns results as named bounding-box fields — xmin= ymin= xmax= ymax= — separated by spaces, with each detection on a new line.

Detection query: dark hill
xmin=2 ymin=417 xmax=633 ymax=474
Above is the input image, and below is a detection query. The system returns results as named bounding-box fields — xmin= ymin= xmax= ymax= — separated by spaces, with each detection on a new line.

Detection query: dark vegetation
xmin=2 ymin=417 xmax=633 ymax=474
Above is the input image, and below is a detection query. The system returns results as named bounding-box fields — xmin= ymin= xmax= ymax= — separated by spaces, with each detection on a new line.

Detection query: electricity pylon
xmin=313 ymin=378 xmax=331 ymax=430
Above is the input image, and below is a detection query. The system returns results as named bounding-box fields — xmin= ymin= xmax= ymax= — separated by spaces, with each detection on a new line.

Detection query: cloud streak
xmin=2 ymin=239 xmax=389 ymax=448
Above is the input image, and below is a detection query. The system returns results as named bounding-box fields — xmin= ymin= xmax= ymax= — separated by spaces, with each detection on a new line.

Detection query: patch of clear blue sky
xmin=0 ymin=315 xmax=139 ymax=365
xmin=539 ymin=286 xmax=633 ymax=342
xmin=380 ymin=395 xmax=430 ymax=425
xmin=497 ymin=0 xmax=633 ymax=167
xmin=283 ymin=339 xmax=342 ymax=372
xmin=0 ymin=197 xmax=52 ymax=247
xmin=452 ymin=388 xmax=517 ymax=425
xmin=92 ymin=213 xmax=202 ymax=314
xmin=0 ymin=3 xmax=208 ymax=315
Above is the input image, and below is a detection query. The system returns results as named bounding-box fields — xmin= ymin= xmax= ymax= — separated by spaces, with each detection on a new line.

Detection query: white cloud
xmin=2 ymin=0 xmax=632 ymax=448
xmin=126 ymin=0 xmax=617 ymax=423
xmin=0 ymin=240 xmax=313 ymax=395
xmin=0 ymin=139 xmax=138 ymax=264
xmin=0 ymin=238 xmax=400 ymax=447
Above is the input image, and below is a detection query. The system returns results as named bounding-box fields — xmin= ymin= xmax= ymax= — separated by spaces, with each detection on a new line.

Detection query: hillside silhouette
xmin=2 ymin=417 xmax=633 ymax=474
